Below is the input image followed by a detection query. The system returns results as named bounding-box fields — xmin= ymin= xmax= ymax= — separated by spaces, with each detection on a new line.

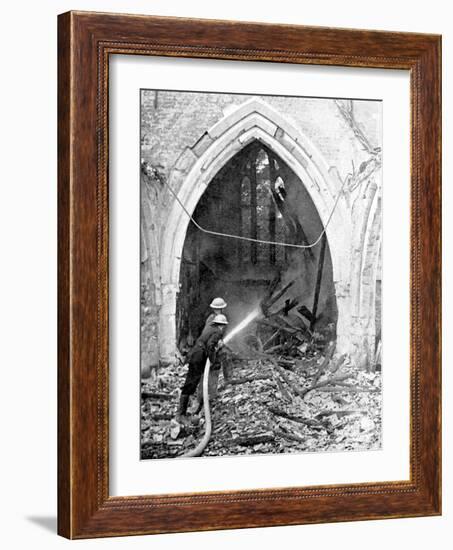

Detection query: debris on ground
xmin=141 ymin=347 xmax=382 ymax=459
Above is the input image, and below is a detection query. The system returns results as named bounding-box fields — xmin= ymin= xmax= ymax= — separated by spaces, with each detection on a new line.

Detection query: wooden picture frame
xmin=58 ymin=10 xmax=441 ymax=539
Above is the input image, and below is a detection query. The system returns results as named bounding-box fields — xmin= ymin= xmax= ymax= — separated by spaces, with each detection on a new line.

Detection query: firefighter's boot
xmin=176 ymin=393 xmax=190 ymax=422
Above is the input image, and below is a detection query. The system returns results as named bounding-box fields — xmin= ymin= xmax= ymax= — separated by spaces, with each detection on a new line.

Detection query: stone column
xmin=348 ymin=319 xmax=376 ymax=369
xmin=158 ymin=282 xmax=179 ymax=364
xmin=345 ymin=274 xmax=378 ymax=369
xmin=334 ymin=280 xmax=354 ymax=356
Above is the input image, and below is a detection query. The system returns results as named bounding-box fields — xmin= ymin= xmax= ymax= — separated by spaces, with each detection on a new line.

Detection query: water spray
xmin=223 ymin=307 xmax=262 ymax=345
xmin=181 ymin=307 xmax=262 ymax=458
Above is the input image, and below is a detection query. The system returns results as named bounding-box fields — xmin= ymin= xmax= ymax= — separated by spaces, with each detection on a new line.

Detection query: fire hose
xmin=181 ymin=358 xmax=213 ymax=458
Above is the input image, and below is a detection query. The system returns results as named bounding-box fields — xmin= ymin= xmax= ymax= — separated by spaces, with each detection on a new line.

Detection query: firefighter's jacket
xmin=191 ymin=324 xmax=224 ymax=364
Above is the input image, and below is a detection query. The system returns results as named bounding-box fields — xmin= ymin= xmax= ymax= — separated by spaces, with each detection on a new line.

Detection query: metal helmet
xmin=210 ymin=297 xmax=227 ymax=309
xmin=212 ymin=313 xmax=228 ymax=325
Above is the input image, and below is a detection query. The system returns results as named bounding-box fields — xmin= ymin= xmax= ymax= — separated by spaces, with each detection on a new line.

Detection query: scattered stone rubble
xmin=141 ymin=342 xmax=382 ymax=459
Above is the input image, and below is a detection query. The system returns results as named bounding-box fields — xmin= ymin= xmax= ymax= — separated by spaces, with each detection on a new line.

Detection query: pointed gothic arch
xmin=157 ymin=99 xmax=362 ymax=362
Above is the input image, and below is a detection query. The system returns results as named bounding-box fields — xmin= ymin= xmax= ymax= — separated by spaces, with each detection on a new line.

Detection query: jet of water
xmin=223 ymin=307 xmax=261 ymax=345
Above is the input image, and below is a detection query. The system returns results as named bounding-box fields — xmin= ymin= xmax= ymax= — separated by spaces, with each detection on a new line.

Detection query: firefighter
xmin=201 ymin=297 xmax=231 ymax=385
xmin=198 ymin=298 xmax=233 ymax=395
xmin=176 ymin=314 xmax=228 ymax=421
xmin=203 ymin=297 xmax=227 ymax=329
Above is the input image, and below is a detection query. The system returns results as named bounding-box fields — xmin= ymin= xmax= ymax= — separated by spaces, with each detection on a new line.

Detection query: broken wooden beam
xmin=277 ymin=358 xmax=296 ymax=370
xmin=275 ymin=314 xmax=307 ymax=334
xmin=264 ymin=343 xmax=284 ymax=354
xmin=316 ymin=409 xmax=365 ymax=419
xmin=263 ymin=279 xmax=296 ymax=311
xmin=259 ymin=318 xmax=306 ymax=348
xmin=148 ymin=413 xmax=174 ymax=421
xmin=141 ymin=391 xmax=174 ymax=400
xmin=274 ymin=374 xmax=292 ymax=401
xmin=265 ymin=273 xmax=281 ymax=302
xmin=311 ymin=342 xmax=336 ymax=386
xmin=262 ymin=329 xmax=281 ymax=350
xmin=298 ymin=305 xmax=315 ymax=324
xmin=275 ymin=428 xmax=307 ymax=444
xmin=316 ymin=386 xmax=380 ymax=393
xmin=292 ymin=310 xmax=312 ymax=332
xmin=272 ymin=363 xmax=307 ymax=399
xmin=257 ymin=318 xmax=297 ymax=335
xmin=310 ymin=233 xmax=327 ymax=330
xmin=268 ymin=406 xmax=329 ymax=431
xmin=224 ymin=433 xmax=275 ymax=447
xmin=300 ymin=373 xmax=352 ymax=398
xmin=227 ymin=374 xmax=272 ymax=386
xmin=269 ymin=298 xmax=299 ymax=318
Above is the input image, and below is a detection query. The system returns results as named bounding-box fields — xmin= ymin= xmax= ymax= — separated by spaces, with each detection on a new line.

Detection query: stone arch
xmin=158 ymin=98 xmax=354 ymax=362
xmin=356 ymin=190 xmax=382 ymax=365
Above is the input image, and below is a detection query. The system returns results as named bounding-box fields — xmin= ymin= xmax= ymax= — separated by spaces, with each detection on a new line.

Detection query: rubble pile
xmin=141 ymin=346 xmax=382 ymax=459
xmin=245 ymin=272 xmax=337 ymax=362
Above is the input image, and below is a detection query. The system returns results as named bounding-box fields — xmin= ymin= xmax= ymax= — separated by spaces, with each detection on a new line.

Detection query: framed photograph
xmin=58 ymin=11 xmax=441 ymax=538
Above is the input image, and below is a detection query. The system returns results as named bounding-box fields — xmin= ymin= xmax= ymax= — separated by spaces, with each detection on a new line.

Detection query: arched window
xmin=177 ymin=138 xmax=334 ymax=347
xmin=239 ymin=143 xmax=288 ymax=265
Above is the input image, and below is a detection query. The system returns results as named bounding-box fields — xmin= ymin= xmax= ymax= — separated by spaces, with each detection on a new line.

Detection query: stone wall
xmin=140 ymin=91 xmax=382 ymax=371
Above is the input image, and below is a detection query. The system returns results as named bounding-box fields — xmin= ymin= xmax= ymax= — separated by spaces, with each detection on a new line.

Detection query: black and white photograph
xmin=140 ymin=89 xmax=383 ymax=460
